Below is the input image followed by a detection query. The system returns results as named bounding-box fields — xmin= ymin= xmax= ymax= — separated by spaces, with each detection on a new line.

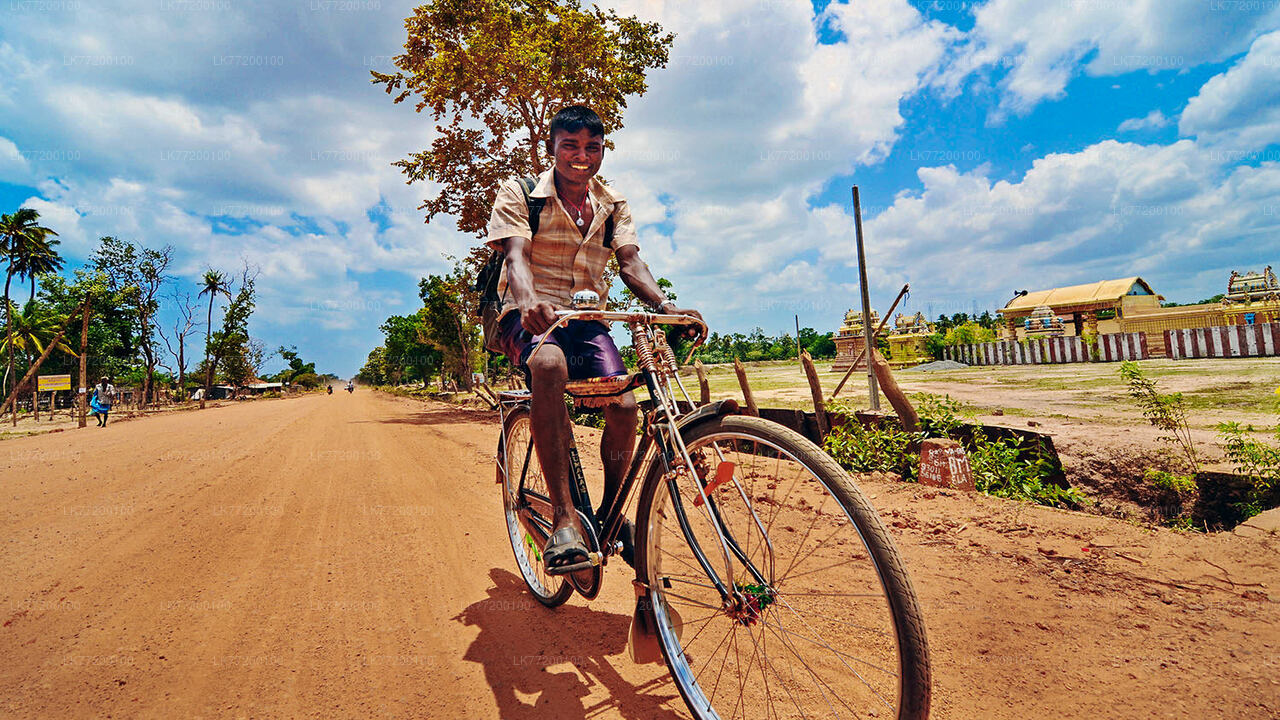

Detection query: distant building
xmin=832 ymin=308 xmax=879 ymax=371
xmin=886 ymin=311 xmax=934 ymax=366
xmin=998 ymin=277 xmax=1161 ymax=339
xmin=1000 ymin=268 xmax=1277 ymax=357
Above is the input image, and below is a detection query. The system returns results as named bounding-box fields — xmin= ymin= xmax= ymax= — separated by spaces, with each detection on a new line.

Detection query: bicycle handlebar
xmin=552 ymin=308 xmax=708 ymax=333
xmin=526 ymin=308 xmax=708 ymax=365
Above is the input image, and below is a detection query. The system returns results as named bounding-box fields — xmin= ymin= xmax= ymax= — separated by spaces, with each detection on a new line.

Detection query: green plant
xmin=1118 ymin=361 xmax=1198 ymax=474
xmin=1216 ymin=420 xmax=1280 ymax=520
xmin=1144 ymin=468 xmax=1197 ymax=495
xmin=914 ymin=393 xmax=965 ymax=438
xmin=968 ymin=432 xmax=1083 ymax=507
xmin=823 ymin=407 xmax=922 ymax=480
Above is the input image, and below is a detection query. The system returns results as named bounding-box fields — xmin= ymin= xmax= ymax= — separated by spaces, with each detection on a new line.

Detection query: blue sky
xmin=2 ymin=0 xmax=1279 ymax=377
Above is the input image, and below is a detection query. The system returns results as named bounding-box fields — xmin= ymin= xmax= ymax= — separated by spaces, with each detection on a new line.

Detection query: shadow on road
xmin=454 ymin=569 xmax=685 ymax=720
xmin=355 ymin=406 xmax=492 ymax=427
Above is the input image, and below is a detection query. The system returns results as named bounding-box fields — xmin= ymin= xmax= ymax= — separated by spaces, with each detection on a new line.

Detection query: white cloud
xmin=941 ymin=0 xmax=1280 ymax=116
xmin=840 ymin=138 xmax=1280 ymax=310
xmin=0 ymin=136 xmax=30 ymax=183
xmin=1180 ymin=30 xmax=1280 ymax=151
xmin=1118 ymin=109 xmax=1170 ymax=133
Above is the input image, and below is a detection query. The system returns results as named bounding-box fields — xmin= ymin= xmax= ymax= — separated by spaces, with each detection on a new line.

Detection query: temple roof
xmin=1000 ymin=277 xmax=1157 ymax=314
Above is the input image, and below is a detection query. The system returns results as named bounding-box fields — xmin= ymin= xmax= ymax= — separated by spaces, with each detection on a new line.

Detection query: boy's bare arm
xmin=502 ymin=235 xmax=558 ymax=335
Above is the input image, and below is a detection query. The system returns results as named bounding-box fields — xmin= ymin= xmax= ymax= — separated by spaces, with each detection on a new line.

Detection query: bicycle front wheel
xmin=499 ymin=406 xmax=573 ymax=608
xmin=636 ymin=414 xmax=930 ymax=720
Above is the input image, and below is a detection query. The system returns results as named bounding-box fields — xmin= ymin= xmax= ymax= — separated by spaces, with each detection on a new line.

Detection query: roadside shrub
xmin=1118 ymin=361 xmax=1198 ymax=474
xmin=969 ymin=432 xmax=1083 ymax=507
xmin=1216 ymin=420 xmax=1280 ymax=520
xmin=915 ymin=393 xmax=964 ymax=438
xmin=823 ymin=417 xmax=921 ymax=480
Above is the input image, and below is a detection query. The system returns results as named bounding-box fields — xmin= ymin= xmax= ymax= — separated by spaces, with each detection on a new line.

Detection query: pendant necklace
xmin=564 ymin=193 xmax=588 ymax=226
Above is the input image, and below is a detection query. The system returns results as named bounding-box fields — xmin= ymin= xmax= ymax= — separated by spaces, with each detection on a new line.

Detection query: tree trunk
xmin=202 ymin=295 xmax=213 ymax=409
xmin=78 ymin=300 xmax=90 ymax=428
xmin=176 ymin=334 xmax=185 ymax=402
xmin=5 ymin=269 xmax=14 ymax=425
xmin=30 ymin=354 xmax=37 ymax=422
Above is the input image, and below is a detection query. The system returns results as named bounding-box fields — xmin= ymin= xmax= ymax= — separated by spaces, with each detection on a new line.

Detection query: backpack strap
xmin=520 ymin=174 xmax=615 ymax=249
xmin=517 ymin=176 xmax=546 ymax=236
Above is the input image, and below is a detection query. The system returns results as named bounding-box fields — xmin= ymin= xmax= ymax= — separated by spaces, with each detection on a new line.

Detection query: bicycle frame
xmin=500 ymin=308 xmax=772 ymax=609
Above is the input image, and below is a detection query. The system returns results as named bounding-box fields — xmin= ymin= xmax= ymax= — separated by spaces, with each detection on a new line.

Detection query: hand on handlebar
xmin=665 ymin=305 xmax=707 ymax=342
xmin=520 ymin=301 xmax=559 ymax=336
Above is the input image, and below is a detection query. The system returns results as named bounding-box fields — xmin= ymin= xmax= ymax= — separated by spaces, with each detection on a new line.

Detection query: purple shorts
xmin=495 ymin=311 xmax=627 ymax=380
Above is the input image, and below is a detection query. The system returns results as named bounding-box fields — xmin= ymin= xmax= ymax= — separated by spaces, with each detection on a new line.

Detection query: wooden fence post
xmin=732 ymin=358 xmax=758 ymax=417
xmin=694 ymin=360 xmax=711 ymax=405
xmin=800 ymin=351 xmax=829 ymax=437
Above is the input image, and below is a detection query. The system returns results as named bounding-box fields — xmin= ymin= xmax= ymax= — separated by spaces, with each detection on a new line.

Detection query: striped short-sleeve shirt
xmin=485 ymin=168 xmax=638 ymax=318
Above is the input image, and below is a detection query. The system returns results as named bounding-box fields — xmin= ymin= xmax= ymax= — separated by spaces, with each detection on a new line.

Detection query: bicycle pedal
xmin=545 ymin=553 xmax=602 ymax=576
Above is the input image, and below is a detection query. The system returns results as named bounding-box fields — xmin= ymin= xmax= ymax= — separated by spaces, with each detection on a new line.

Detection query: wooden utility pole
xmin=852 ymin=186 xmax=880 ymax=410
xmin=78 ymin=299 xmax=91 ymax=427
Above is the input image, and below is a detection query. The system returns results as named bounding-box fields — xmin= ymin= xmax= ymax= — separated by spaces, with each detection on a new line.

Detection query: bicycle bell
xmin=571 ymin=290 xmax=600 ymax=309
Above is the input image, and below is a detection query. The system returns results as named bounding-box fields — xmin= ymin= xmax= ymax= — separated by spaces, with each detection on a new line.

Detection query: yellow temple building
xmin=886 ymin=311 xmax=934 ymax=365
xmin=998 ymin=267 xmax=1278 ymax=357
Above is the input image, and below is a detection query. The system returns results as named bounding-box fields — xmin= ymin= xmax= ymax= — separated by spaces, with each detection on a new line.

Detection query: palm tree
xmin=197 ymin=269 xmax=231 ymax=408
xmin=0 ymin=208 xmax=58 ymax=412
xmin=14 ymin=233 xmax=65 ymax=302
xmin=0 ymin=300 xmax=74 ymax=420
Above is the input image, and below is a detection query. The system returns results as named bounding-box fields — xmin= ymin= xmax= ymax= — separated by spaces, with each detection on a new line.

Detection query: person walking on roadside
xmin=89 ymin=376 xmax=115 ymax=427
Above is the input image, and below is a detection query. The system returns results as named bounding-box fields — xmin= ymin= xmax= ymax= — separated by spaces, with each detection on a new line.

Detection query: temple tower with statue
xmin=832 ymin=308 xmax=879 ymax=371
xmin=1222 ymin=266 xmax=1279 ymax=325
xmin=886 ymin=311 xmax=935 ymax=366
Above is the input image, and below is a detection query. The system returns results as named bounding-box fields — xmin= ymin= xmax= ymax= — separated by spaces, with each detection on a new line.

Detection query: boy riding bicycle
xmin=486 ymin=105 xmax=702 ymax=575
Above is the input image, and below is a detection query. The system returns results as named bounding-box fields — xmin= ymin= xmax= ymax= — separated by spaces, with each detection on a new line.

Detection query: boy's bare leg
xmin=526 ymin=345 xmax=582 ymax=540
xmin=599 ymin=392 xmax=638 ymax=518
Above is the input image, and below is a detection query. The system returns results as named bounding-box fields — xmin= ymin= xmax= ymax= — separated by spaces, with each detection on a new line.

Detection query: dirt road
xmin=2 ymin=391 xmax=1277 ymax=718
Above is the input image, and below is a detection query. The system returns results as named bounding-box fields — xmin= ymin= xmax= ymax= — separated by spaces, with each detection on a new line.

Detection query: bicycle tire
xmin=499 ymin=407 xmax=573 ymax=608
xmin=635 ymin=414 xmax=930 ymax=720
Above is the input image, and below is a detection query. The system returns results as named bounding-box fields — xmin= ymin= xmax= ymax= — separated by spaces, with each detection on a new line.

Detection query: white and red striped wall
xmin=1164 ymin=323 xmax=1279 ymax=360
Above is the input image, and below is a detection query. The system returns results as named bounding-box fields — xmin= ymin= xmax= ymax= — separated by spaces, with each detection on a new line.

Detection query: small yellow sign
xmin=37 ymin=374 xmax=72 ymax=392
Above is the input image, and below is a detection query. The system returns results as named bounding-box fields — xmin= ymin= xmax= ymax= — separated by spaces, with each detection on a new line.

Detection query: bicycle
xmin=495 ymin=293 xmax=931 ymax=720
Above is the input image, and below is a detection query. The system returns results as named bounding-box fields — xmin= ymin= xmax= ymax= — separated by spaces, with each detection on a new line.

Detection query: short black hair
xmin=547 ymin=105 xmax=604 ymax=148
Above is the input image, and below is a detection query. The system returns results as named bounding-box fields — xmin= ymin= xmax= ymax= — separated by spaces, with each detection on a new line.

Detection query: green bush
xmin=1118 ymin=361 xmax=1198 ymax=474
xmin=1145 ymin=468 xmax=1197 ymax=495
xmin=823 ymin=416 xmax=921 ymax=480
xmin=825 ymin=393 xmax=1080 ymax=508
xmin=969 ymin=432 xmax=1083 ymax=507
xmin=1216 ymin=420 xmax=1280 ymax=520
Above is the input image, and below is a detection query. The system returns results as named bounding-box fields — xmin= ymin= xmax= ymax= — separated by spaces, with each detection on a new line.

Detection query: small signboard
xmin=918 ymin=438 xmax=975 ymax=491
xmin=38 ymin=374 xmax=72 ymax=392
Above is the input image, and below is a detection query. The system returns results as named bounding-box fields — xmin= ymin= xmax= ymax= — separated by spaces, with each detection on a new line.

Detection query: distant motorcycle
xmin=327 ymin=386 xmax=333 ymax=395
xmin=345 ymin=384 xmax=354 ymax=393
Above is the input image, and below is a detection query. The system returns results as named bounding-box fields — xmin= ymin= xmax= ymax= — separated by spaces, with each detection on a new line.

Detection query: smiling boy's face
xmin=550 ymin=127 xmax=604 ymax=185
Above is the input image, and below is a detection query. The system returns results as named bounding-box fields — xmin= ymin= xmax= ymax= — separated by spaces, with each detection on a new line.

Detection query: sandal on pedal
xmin=617 ymin=519 xmax=637 ymax=569
xmin=544 ymin=526 xmax=592 ymax=576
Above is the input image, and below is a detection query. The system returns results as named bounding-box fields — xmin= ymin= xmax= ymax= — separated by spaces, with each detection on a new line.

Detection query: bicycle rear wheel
xmin=499 ymin=406 xmax=573 ymax=607
xmin=635 ymin=414 xmax=930 ymax=720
